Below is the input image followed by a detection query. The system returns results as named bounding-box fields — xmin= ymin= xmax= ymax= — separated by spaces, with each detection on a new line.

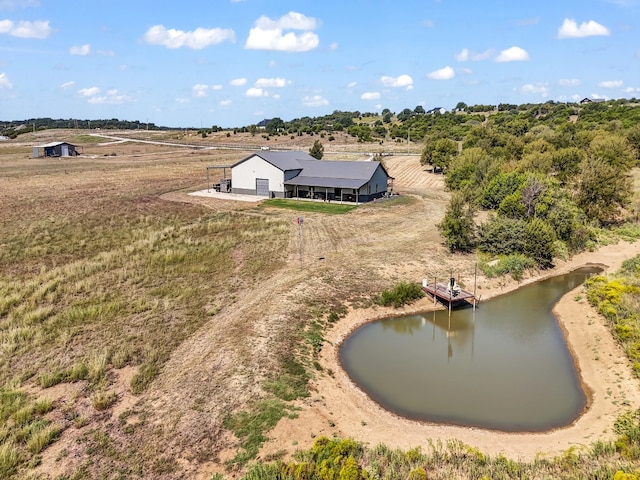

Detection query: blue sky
xmin=0 ymin=0 xmax=638 ymax=128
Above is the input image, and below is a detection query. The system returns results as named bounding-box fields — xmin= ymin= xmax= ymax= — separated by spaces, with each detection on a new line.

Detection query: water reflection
xmin=339 ymin=267 xmax=602 ymax=431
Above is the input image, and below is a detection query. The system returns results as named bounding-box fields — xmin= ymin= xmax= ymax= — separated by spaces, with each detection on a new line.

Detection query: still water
xmin=339 ymin=267 xmax=602 ymax=432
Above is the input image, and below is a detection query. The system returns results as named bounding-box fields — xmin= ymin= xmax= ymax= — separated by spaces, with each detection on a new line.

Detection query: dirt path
xmin=149 ymin=153 xmax=640 ymax=476
xmin=27 ymin=147 xmax=637 ymax=478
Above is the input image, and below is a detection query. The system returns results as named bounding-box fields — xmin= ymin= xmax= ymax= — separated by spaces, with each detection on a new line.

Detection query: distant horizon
xmin=1 ymin=1 xmax=638 ymax=128
xmin=2 ymin=95 xmax=639 ymax=132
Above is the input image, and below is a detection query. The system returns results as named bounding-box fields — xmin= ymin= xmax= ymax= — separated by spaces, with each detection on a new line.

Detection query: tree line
xmin=432 ymin=102 xmax=640 ymax=278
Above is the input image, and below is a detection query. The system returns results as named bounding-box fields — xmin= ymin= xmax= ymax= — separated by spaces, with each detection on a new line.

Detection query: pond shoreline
xmin=262 ymin=241 xmax=640 ymax=461
xmin=338 ymin=268 xmax=601 ymax=432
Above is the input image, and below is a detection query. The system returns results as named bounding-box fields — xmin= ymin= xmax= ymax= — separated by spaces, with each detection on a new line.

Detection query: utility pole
xmin=407 ymin=127 xmax=410 ymax=154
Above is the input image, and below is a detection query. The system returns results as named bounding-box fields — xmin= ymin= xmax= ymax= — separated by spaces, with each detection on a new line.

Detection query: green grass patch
xmin=223 ymin=399 xmax=298 ymax=466
xmin=479 ymin=254 xmax=537 ymax=281
xmin=0 ymin=386 xmax=64 ymax=478
xmin=376 ymin=281 xmax=425 ymax=308
xmin=260 ymin=198 xmax=357 ymax=214
xmin=71 ymin=134 xmax=105 ymax=144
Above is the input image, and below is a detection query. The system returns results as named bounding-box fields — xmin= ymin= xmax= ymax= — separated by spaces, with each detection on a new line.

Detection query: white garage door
xmin=256 ymin=178 xmax=269 ymax=197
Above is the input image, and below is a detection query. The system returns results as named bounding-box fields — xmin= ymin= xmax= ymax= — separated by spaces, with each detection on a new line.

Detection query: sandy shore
xmin=262 ymin=240 xmax=640 ymax=462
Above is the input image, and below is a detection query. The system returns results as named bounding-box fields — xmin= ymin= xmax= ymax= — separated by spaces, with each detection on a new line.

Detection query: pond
xmin=338 ymin=267 xmax=602 ymax=432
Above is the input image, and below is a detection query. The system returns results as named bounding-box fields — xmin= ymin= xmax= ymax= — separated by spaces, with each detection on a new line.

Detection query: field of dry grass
xmin=6 ymin=130 xmax=638 ymax=479
xmin=0 ymin=130 xmax=462 ymax=479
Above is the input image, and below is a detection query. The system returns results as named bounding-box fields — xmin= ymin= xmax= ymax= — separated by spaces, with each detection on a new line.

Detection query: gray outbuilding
xmin=33 ymin=141 xmax=79 ymax=158
xmin=230 ymin=151 xmax=393 ymax=202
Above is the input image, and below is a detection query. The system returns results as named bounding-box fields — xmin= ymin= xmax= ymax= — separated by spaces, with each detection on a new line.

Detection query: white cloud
xmin=361 ymin=92 xmax=380 ymax=100
xmin=495 ymin=46 xmax=530 ymax=62
xmin=220 ymin=99 xmax=232 ymax=106
xmin=557 ymin=19 xmax=610 ymax=39
xmin=558 ymin=78 xmax=581 ymax=87
xmin=192 ymin=84 xmax=209 ymax=97
xmin=421 ymin=19 xmax=435 ymax=27
xmin=329 ymin=42 xmax=338 ymax=50
xmin=245 ymin=11 xmax=320 ymax=52
xmin=255 ymin=11 xmax=319 ymax=30
xmin=521 ymin=83 xmax=550 ymax=96
xmin=60 ymin=80 xmax=74 ymax=89
xmin=427 ymin=66 xmax=455 ymax=80
xmin=78 ymin=86 xmax=100 ymax=97
xmin=143 ymin=24 xmax=235 ymax=49
xmin=347 ymin=81 xmax=357 ymax=88
xmin=245 ymin=87 xmax=267 ymax=97
xmin=212 ymin=84 xmax=222 ymax=90
xmin=245 ymin=27 xmax=318 ymax=52
xmin=0 ymin=19 xmax=51 ymax=38
xmin=176 ymin=97 xmax=190 ymax=104
xmin=302 ymin=95 xmax=328 ymax=107
xmin=0 ymin=72 xmax=12 ymax=89
xmin=97 ymin=49 xmax=115 ymax=57
xmin=454 ymin=48 xmax=493 ymax=62
xmin=69 ymin=44 xmax=90 ymax=56
xmin=255 ymin=77 xmax=290 ymax=88
xmin=598 ymin=80 xmax=623 ymax=88
xmin=88 ymin=91 xmax=133 ymax=105
xmin=77 ymin=86 xmax=132 ymax=104
xmin=380 ymin=74 xmax=413 ymax=89
xmin=230 ymin=78 xmax=247 ymax=87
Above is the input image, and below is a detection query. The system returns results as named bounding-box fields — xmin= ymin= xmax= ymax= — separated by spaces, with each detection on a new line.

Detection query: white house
xmin=230 ymin=151 xmax=393 ymax=202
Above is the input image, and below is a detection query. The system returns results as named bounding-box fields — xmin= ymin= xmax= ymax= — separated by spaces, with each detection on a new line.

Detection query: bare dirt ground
xmin=3 ymin=131 xmax=640 ymax=479
xmin=165 ymin=152 xmax=640 ymax=477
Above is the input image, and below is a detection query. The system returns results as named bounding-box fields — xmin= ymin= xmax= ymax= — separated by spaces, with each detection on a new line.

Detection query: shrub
xmin=477 ymin=216 xmax=527 ymax=256
xmin=91 ymin=391 xmax=118 ymax=411
xmin=377 ymin=282 xmax=425 ymax=308
xmin=480 ymin=254 xmax=536 ymax=281
xmin=0 ymin=442 xmax=20 ymax=478
xmin=26 ymin=424 xmax=61 ymax=454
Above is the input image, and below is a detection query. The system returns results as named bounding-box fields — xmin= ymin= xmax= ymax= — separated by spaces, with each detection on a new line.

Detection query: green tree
xmin=445 ymin=147 xmax=493 ymax=193
xmin=455 ymin=101 xmax=467 ymax=111
xmin=437 ymin=192 xmax=476 ymax=252
xmin=589 ymin=133 xmax=636 ymax=172
xmin=309 ymin=140 xmax=324 ymax=159
xmin=477 ymin=215 xmax=527 ymax=256
xmin=576 ymin=156 xmax=633 ymax=225
xmin=266 ymin=117 xmax=285 ymax=135
xmin=481 ymin=172 xmax=526 ymax=210
xmin=523 ymin=218 xmax=556 ymax=268
xmin=551 ymin=147 xmax=585 ymax=185
xmin=421 ymin=137 xmax=457 ymax=172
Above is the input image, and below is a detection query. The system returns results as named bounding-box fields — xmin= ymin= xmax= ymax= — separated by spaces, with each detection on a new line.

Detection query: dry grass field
xmin=2 ymin=129 xmax=638 ymax=479
xmin=0 ymin=130 xmax=465 ymax=479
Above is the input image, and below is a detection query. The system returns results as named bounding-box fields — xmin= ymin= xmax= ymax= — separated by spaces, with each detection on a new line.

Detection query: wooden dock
xmin=421 ymin=281 xmax=477 ymax=309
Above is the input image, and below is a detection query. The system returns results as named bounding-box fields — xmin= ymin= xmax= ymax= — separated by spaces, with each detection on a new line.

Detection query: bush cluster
xmin=376 ymin=282 xmax=425 ymax=308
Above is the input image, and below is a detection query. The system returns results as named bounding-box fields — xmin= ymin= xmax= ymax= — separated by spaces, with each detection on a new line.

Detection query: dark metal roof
xmin=231 ymin=151 xmax=315 ymax=171
xmin=284 ymin=176 xmax=367 ymax=189
xmin=284 ymin=159 xmax=385 ymax=188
